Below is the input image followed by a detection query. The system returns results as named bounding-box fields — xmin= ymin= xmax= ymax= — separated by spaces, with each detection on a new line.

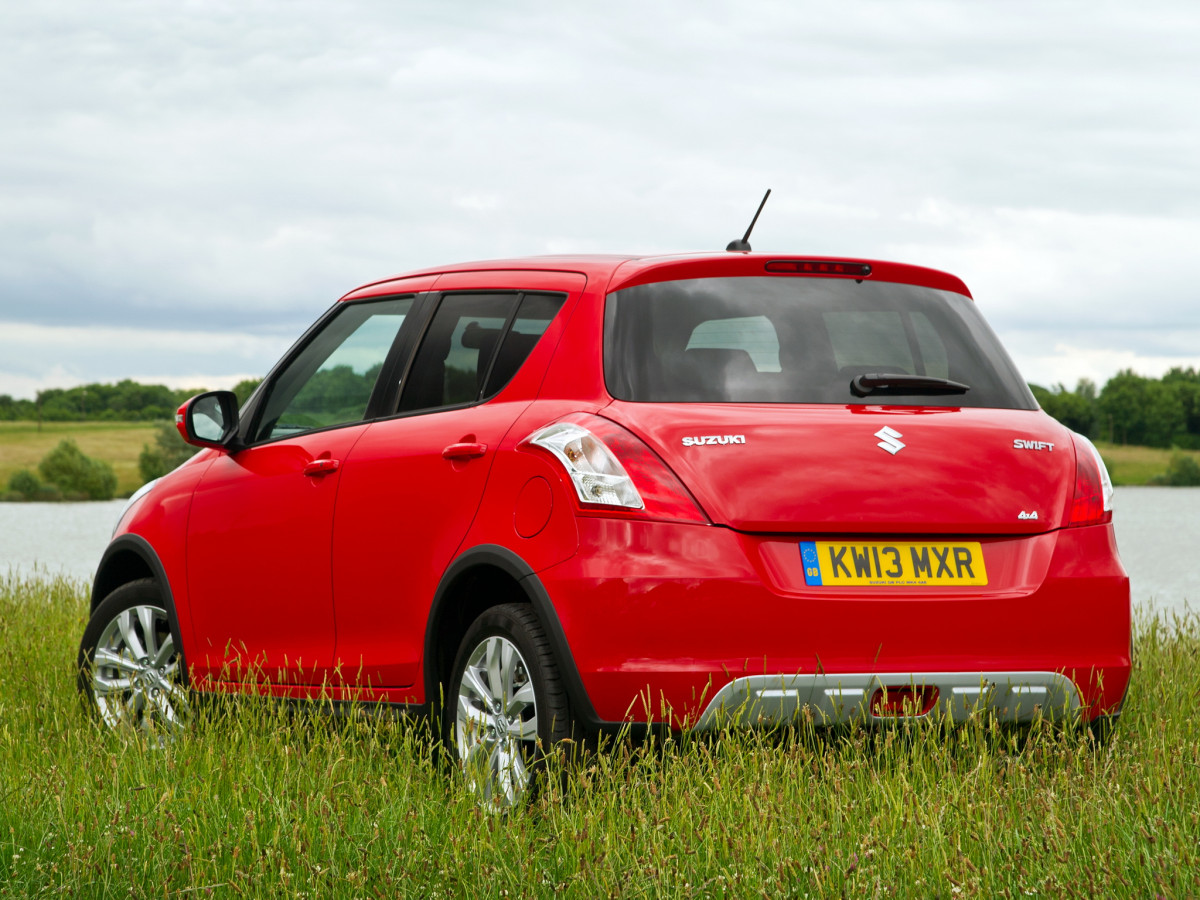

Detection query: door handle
xmin=442 ymin=442 xmax=487 ymax=460
xmin=303 ymin=458 xmax=341 ymax=476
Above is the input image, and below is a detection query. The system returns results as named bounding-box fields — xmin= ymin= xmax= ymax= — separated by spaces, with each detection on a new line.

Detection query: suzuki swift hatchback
xmin=79 ymin=252 xmax=1131 ymax=807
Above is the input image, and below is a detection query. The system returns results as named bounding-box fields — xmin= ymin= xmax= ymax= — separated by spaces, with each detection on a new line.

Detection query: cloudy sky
xmin=2 ymin=0 xmax=1198 ymax=399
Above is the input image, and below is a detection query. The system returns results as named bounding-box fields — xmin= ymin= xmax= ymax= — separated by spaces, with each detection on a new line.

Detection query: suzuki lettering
xmin=681 ymin=434 xmax=747 ymax=447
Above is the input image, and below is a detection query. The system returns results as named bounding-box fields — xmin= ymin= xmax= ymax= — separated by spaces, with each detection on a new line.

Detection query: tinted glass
xmin=252 ymin=296 xmax=413 ymax=441
xmin=399 ymin=293 xmax=518 ymax=413
xmin=399 ymin=291 xmax=566 ymax=413
xmin=482 ymin=292 xmax=567 ymax=396
xmin=605 ymin=276 xmax=1035 ymax=409
xmin=686 ymin=315 xmax=781 ymax=372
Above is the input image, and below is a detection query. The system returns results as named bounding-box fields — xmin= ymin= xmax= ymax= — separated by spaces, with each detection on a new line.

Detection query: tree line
xmin=0 ymin=378 xmax=261 ymax=422
xmin=1030 ymin=367 xmax=1200 ymax=449
xmin=2 ymin=369 xmax=1199 ymax=449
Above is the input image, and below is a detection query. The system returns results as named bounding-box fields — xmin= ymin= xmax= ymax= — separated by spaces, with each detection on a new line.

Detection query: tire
xmin=444 ymin=603 xmax=574 ymax=810
xmin=77 ymin=579 xmax=189 ymax=741
xmin=1087 ymin=714 xmax=1119 ymax=746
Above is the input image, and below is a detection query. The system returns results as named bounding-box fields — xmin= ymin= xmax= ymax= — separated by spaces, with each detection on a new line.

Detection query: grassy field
xmin=1 ymin=575 xmax=1197 ymax=897
xmin=0 ymin=421 xmax=160 ymax=497
xmin=1094 ymin=440 xmax=1200 ymax=486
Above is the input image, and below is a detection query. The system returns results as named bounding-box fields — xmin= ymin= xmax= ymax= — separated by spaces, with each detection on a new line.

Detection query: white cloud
xmin=884 ymin=203 xmax=1200 ymax=349
xmin=0 ymin=0 xmax=1198 ymax=394
xmin=0 ymin=365 xmax=86 ymax=401
xmin=0 ymin=321 xmax=290 ymax=399
xmin=1010 ymin=342 xmax=1200 ymax=391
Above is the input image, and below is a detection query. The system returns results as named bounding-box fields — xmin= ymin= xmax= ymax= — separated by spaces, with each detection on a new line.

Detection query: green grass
xmin=2 ymin=575 xmax=1198 ymax=897
xmin=0 ymin=421 xmax=160 ymax=497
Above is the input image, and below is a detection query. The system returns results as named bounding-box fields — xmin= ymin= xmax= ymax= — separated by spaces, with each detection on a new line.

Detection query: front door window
xmin=253 ymin=296 xmax=414 ymax=442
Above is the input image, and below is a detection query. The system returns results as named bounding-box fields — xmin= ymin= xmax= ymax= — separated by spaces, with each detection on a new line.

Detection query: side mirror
xmin=176 ymin=390 xmax=241 ymax=450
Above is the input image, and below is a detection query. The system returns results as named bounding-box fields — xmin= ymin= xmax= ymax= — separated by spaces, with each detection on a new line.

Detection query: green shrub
xmin=138 ymin=421 xmax=201 ymax=483
xmin=1163 ymin=451 xmax=1200 ymax=486
xmin=1171 ymin=433 xmax=1200 ymax=451
xmin=7 ymin=468 xmax=42 ymax=498
xmin=36 ymin=439 xmax=117 ymax=500
xmin=34 ymin=484 xmax=63 ymax=501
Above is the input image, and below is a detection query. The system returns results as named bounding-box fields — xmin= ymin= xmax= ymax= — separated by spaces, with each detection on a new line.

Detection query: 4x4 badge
xmin=875 ymin=426 xmax=905 ymax=455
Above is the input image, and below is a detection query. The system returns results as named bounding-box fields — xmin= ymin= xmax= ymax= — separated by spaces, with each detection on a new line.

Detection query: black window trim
xmin=477 ymin=295 xmax=524 ymax=401
xmin=367 ymin=290 xmax=441 ymax=418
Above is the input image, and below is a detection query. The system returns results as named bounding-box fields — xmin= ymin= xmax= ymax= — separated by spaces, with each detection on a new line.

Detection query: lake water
xmin=0 ymin=488 xmax=1196 ymax=615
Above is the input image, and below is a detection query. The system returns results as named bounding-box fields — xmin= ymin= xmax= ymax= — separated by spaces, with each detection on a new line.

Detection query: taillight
xmin=1069 ymin=433 xmax=1113 ymax=527
xmin=524 ymin=414 xmax=709 ymax=524
xmin=527 ymin=421 xmax=643 ymax=509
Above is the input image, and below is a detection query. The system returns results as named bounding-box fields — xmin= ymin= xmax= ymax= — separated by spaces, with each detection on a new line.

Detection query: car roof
xmin=340 ymin=252 xmax=973 ymax=300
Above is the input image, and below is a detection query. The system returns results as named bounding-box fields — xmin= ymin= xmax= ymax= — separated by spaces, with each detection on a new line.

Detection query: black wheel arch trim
xmin=424 ymin=544 xmax=606 ymax=731
xmin=91 ymin=534 xmax=188 ymax=679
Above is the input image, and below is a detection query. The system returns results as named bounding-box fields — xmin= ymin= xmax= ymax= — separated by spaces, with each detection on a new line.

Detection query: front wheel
xmin=444 ymin=603 xmax=574 ymax=810
xmin=77 ymin=579 xmax=189 ymax=741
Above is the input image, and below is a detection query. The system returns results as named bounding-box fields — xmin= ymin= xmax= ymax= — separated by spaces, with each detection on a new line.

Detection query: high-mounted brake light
xmin=765 ymin=260 xmax=872 ymax=278
xmin=1069 ymin=432 xmax=1114 ymax=527
xmin=524 ymin=414 xmax=709 ymax=524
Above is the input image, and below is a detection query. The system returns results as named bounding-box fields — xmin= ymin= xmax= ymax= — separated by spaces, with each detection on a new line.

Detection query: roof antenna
xmin=726 ymin=188 xmax=771 ymax=252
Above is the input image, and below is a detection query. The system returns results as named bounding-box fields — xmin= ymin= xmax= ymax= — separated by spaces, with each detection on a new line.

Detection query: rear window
xmin=604 ymin=276 xmax=1035 ymax=409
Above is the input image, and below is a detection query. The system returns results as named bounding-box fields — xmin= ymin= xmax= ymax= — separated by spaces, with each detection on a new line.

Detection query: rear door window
xmin=483 ymin=292 xmax=566 ymax=396
xmin=398 ymin=291 xmax=566 ymax=413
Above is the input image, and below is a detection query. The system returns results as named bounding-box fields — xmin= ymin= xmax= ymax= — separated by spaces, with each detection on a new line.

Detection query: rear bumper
xmin=538 ymin=517 xmax=1131 ymax=728
xmin=693 ymin=670 xmax=1081 ymax=730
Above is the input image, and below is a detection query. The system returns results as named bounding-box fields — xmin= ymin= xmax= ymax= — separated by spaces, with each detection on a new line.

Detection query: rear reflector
xmin=765 ymin=260 xmax=872 ymax=277
xmin=870 ymin=685 xmax=939 ymax=717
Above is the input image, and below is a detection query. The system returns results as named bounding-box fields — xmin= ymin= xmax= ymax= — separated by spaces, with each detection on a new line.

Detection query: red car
xmin=78 ymin=251 xmax=1130 ymax=807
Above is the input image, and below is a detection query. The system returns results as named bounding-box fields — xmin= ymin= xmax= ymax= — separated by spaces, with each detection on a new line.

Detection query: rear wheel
xmin=77 ymin=579 xmax=189 ymax=741
xmin=445 ymin=603 xmax=573 ymax=810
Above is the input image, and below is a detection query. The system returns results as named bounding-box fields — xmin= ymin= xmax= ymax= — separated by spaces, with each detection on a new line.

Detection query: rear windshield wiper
xmin=850 ymin=373 xmax=970 ymax=397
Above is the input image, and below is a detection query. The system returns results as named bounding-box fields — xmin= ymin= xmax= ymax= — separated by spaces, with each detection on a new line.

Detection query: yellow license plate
xmin=799 ymin=540 xmax=988 ymax=587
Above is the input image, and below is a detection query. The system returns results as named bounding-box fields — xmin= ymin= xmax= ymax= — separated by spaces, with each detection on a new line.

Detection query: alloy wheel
xmin=88 ymin=603 xmax=188 ymax=739
xmin=453 ymin=634 xmax=540 ymax=809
